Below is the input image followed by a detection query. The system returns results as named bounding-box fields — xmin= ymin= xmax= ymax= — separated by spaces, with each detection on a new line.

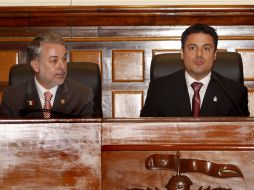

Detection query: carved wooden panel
xmin=236 ymin=49 xmax=254 ymax=81
xmin=70 ymin=49 xmax=102 ymax=70
xmin=102 ymin=151 xmax=249 ymax=190
xmin=102 ymin=118 xmax=254 ymax=189
xmin=0 ymin=120 xmax=101 ymax=189
xmin=112 ymin=91 xmax=143 ymax=118
xmin=0 ymin=51 xmax=18 ymax=82
xmin=112 ymin=50 xmax=144 ymax=82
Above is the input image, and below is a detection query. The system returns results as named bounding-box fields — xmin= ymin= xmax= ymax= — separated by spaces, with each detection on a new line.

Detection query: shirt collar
xmin=34 ymin=76 xmax=58 ymax=98
xmin=185 ymin=71 xmax=211 ymax=88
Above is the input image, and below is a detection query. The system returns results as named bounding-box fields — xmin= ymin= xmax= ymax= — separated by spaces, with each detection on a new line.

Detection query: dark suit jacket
xmin=0 ymin=77 xmax=94 ymax=119
xmin=140 ymin=70 xmax=249 ymax=117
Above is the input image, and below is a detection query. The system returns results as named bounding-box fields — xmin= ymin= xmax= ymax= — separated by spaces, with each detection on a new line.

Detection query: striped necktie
xmin=43 ymin=91 xmax=53 ymax=118
xmin=191 ymin=82 xmax=203 ymax=117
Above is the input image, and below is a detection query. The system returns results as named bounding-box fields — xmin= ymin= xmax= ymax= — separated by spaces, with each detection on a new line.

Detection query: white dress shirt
xmin=34 ymin=77 xmax=58 ymax=108
xmin=185 ymin=71 xmax=211 ymax=109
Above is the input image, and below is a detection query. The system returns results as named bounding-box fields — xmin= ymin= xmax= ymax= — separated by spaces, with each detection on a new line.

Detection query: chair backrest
xmin=8 ymin=62 xmax=102 ymax=117
xmin=150 ymin=52 xmax=244 ymax=84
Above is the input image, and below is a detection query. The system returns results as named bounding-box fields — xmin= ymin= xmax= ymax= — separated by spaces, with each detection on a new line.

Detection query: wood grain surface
xmin=1 ymin=118 xmax=254 ymax=189
xmin=0 ymin=119 xmax=101 ymax=190
xmin=102 ymin=118 xmax=254 ymax=190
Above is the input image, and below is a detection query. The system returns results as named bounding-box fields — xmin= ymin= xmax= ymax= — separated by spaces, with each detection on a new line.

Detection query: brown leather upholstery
xmin=8 ymin=62 xmax=102 ymax=117
xmin=151 ymin=52 xmax=244 ymax=84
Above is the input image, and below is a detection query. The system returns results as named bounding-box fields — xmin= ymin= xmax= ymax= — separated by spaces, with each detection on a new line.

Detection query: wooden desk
xmin=0 ymin=119 xmax=101 ymax=190
xmin=1 ymin=118 xmax=254 ymax=190
xmin=102 ymin=118 xmax=254 ymax=190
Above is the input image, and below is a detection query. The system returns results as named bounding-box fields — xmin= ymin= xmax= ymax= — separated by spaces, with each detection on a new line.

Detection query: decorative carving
xmin=145 ymin=153 xmax=243 ymax=178
xmin=127 ymin=152 xmax=243 ymax=190
xmin=165 ymin=174 xmax=192 ymax=190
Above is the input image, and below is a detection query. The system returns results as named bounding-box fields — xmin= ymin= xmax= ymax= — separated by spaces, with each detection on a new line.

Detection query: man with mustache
xmin=140 ymin=24 xmax=249 ymax=117
xmin=0 ymin=33 xmax=94 ymax=118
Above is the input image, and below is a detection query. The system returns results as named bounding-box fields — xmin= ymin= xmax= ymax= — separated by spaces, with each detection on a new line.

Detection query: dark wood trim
xmin=0 ymin=118 xmax=102 ymax=124
xmin=102 ymin=117 xmax=254 ymax=123
xmin=0 ymin=5 xmax=254 ymax=27
xmin=102 ymin=144 xmax=254 ymax=151
xmin=2 ymin=36 xmax=254 ymax=43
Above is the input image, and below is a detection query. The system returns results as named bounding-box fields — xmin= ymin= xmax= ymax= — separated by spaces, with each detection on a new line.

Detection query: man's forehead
xmin=186 ymin=33 xmax=213 ymax=41
xmin=185 ymin=34 xmax=214 ymax=46
xmin=40 ymin=43 xmax=66 ymax=53
xmin=186 ymin=43 xmax=214 ymax=47
xmin=41 ymin=41 xmax=65 ymax=47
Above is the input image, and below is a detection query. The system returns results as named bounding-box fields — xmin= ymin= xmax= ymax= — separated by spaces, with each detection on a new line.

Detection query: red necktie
xmin=43 ymin=91 xmax=53 ymax=118
xmin=191 ymin=82 xmax=203 ymax=117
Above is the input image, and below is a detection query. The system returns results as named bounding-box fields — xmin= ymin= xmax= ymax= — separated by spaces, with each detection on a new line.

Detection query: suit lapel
xmin=174 ymin=71 xmax=192 ymax=116
xmin=25 ymin=79 xmax=43 ymax=118
xmin=201 ymin=78 xmax=222 ymax=116
xmin=53 ymin=81 xmax=68 ymax=113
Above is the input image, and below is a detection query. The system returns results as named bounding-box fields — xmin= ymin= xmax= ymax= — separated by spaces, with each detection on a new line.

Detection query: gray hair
xmin=27 ymin=33 xmax=66 ymax=63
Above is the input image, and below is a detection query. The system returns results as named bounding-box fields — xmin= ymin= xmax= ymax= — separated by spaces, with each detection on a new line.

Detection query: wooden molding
xmin=0 ymin=5 xmax=254 ymax=27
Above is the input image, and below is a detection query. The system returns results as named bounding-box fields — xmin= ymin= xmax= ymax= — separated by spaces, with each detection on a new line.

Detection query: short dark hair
xmin=27 ymin=33 xmax=66 ymax=63
xmin=181 ymin=23 xmax=218 ymax=51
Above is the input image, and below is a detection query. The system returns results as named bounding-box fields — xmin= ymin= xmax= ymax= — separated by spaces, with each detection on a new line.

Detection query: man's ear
xmin=180 ymin=49 xmax=184 ymax=60
xmin=213 ymin=50 xmax=217 ymax=61
xmin=30 ymin=60 xmax=39 ymax=73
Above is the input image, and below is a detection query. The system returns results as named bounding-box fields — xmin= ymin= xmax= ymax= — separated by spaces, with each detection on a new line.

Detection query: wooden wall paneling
xmin=0 ymin=6 xmax=254 ymax=117
xmin=112 ymin=91 xmax=143 ymax=118
xmin=0 ymin=51 xmax=19 ymax=82
xmin=152 ymin=49 xmax=227 ymax=55
xmin=0 ymin=27 xmax=72 ymax=39
xmin=0 ymin=37 xmax=253 ymax=118
xmin=236 ymin=49 xmax=254 ymax=81
xmin=70 ymin=49 xmax=103 ymax=70
xmin=0 ymin=6 xmax=254 ymax=27
xmin=209 ymin=36 xmax=254 ymax=109
xmin=152 ymin=49 xmax=181 ymax=55
xmin=67 ymin=40 xmax=156 ymax=118
xmin=112 ymin=50 xmax=145 ymax=82
xmin=0 ymin=50 xmax=19 ymax=102
xmin=248 ymin=89 xmax=254 ymax=117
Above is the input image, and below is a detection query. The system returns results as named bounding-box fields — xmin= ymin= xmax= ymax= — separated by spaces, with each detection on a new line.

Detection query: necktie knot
xmin=191 ymin=82 xmax=203 ymax=93
xmin=43 ymin=91 xmax=53 ymax=118
xmin=44 ymin=91 xmax=53 ymax=102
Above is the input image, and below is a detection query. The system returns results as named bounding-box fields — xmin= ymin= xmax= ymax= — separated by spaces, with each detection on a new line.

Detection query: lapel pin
xmin=27 ymin=100 xmax=35 ymax=106
xmin=60 ymin=99 xmax=65 ymax=104
xmin=213 ymin=96 xmax=218 ymax=102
